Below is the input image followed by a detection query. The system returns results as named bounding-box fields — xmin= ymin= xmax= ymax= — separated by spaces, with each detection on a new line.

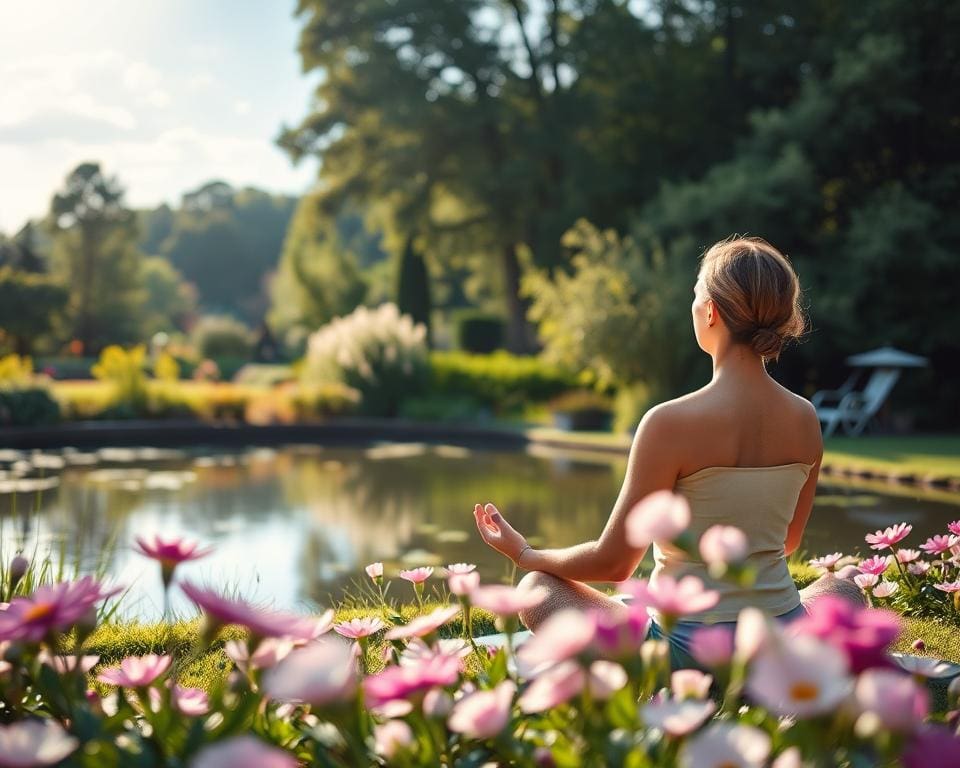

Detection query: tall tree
xmin=48 ymin=163 xmax=145 ymax=353
xmin=396 ymin=234 xmax=432 ymax=343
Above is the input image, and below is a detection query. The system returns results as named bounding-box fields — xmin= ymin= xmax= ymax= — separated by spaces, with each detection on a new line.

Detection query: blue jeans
xmin=646 ymin=603 xmax=808 ymax=670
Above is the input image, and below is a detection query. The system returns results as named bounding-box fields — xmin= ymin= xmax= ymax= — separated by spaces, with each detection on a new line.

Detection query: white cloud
xmin=234 ymin=99 xmax=252 ymax=115
xmin=187 ymin=72 xmax=217 ymax=92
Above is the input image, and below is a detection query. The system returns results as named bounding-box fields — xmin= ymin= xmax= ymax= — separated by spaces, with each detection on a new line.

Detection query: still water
xmin=1 ymin=443 xmax=958 ymax=619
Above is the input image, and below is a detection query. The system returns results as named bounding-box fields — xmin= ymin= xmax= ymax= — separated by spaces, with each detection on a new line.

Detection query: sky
xmin=0 ymin=0 xmax=320 ymax=233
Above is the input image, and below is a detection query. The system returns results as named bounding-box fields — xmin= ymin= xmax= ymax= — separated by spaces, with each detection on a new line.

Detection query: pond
xmin=1 ymin=443 xmax=958 ymax=620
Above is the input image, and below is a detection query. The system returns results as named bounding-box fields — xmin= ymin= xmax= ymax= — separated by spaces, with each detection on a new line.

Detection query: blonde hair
xmin=699 ymin=236 xmax=806 ymax=361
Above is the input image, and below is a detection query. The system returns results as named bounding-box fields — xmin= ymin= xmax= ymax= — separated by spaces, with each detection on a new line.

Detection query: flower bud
xmin=912 ymin=639 xmax=926 ymax=652
xmin=9 ymin=554 xmax=28 ymax=588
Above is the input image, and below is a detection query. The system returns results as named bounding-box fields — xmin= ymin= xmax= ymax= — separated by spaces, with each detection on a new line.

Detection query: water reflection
xmin=0 ymin=445 xmax=957 ymax=619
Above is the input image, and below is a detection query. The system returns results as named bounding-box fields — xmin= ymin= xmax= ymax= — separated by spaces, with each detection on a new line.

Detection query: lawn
xmin=822 ymin=435 xmax=960 ymax=478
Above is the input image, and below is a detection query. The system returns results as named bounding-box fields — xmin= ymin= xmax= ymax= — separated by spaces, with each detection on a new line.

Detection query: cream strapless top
xmin=650 ymin=462 xmax=814 ymax=623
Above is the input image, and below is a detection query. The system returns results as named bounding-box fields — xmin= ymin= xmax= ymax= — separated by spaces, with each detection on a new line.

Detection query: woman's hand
xmin=473 ymin=502 xmax=528 ymax=564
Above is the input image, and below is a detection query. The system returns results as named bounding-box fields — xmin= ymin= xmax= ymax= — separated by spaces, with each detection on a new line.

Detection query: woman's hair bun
xmin=750 ymin=327 xmax=783 ymax=358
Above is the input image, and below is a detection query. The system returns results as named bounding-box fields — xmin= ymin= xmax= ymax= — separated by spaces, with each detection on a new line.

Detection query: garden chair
xmin=813 ymin=368 xmax=901 ymax=437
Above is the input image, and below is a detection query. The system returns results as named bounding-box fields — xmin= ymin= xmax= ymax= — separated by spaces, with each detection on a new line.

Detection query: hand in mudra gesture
xmin=473 ymin=502 xmax=529 ymax=564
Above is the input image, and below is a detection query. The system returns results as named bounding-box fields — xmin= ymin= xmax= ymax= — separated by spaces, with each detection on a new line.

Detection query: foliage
xmin=396 ymin=236 xmax=432 ymax=343
xmin=428 ymin=351 xmax=577 ymax=412
xmin=0 ymin=354 xmax=61 ymax=425
xmin=524 ymin=219 xmax=708 ymax=398
xmin=301 ymin=303 xmax=429 ymax=417
xmin=91 ymin=345 xmax=148 ymax=414
xmin=453 ymin=311 xmax=504 ymax=354
xmin=190 ymin=314 xmax=253 ymax=360
xmin=153 ymin=352 xmax=180 ymax=382
xmin=140 ymin=256 xmax=197 ymax=337
xmin=287 ymin=382 xmax=361 ymax=421
xmin=145 ymin=182 xmax=298 ymax=322
xmin=397 ymin=394 xmax=486 ymax=424
xmin=0 ymin=267 xmax=69 ymax=355
xmin=47 ymin=162 xmax=145 ymax=353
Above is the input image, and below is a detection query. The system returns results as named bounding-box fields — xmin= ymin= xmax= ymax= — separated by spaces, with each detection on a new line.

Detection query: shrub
xmin=153 ymin=352 xmax=180 ymax=382
xmin=302 ymin=303 xmax=428 ymax=417
xmin=397 ymin=394 xmax=486 ymax=423
xmin=190 ymin=315 xmax=253 ymax=360
xmin=288 ymin=382 xmax=361 ymax=420
xmin=453 ymin=310 xmax=504 ymax=353
xmin=92 ymin=346 xmax=148 ymax=415
xmin=428 ymin=350 xmax=577 ymax=412
xmin=0 ymin=387 xmax=60 ymax=426
xmin=548 ymin=389 xmax=614 ymax=431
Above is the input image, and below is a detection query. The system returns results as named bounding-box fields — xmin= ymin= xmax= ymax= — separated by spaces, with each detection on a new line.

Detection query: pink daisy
xmin=0 ymin=577 xmax=121 ymax=642
xmin=97 ymin=654 xmax=172 ymax=688
xmin=865 ymin=523 xmax=912 ymax=550
xmin=384 ymin=606 xmax=459 ymax=641
xmin=446 ymin=563 xmax=476 ymax=574
xmin=134 ymin=534 xmax=211 ymax=572
xmin=334 ymin=617 xmax=386 ymax=639
xmin=920 ymin=535 xmax=959 ymax=556
xmin=399 ymin=567 xmax=434 ymax=584
xmin=933 ymin=580 xmax=960 ymax=593
xmin=469 ymin=584 xmax=548 ymax=617
xmin=363 ymin=654 xmax=462 ymax=708
xmin=948 ymin=521 xmax=960 ymax=537
xmin=896 ymin=549 xmax=921 ymax=564
xmin=179 ymin=581 xmax=319 ymax=640
xmin=0 ymin=720 xmax=79 ymax=767
xmin=808 ymin=552 xmax=844 ymax=572
xmin=858 ymin=555 xmax=891 ymax=576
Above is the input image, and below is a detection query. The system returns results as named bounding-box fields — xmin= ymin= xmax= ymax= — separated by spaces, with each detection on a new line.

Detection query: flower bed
xmin=3 ymin=507 xmax=960 ymax=766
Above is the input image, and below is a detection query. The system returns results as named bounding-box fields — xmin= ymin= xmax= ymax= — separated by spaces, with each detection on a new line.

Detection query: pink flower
xmin=690 ymin=625 xmax=735 ymax=667
xmin=400 ymin=567 xmax=434 ymax=584
xmin=97 ymin=654 xmax=172 ymax=687
xmin=334 ymin=617 xmax=386 ymax=639
xmin=897 ymin=549 xmax=922 ymax=564
xmin=448 ymin=571 xmax=481 ymax=596
xmin=373 ymin=720 xmax=415 ymax=759
xmin=772 ymin=748 xmax=803 ymax=768
xmin=933 ymin=580 xmax=960 ymax=593
xmin=190 ymin=736 xmax=298 ymax=768
xmin=903 ymin=726 xmax=960 ymax=768
xmin=908 ymin=561 xmax=931 ymax=576
xmin=790 ymin=596 xmax=901 ymax=673
xmin=518 ymin=660 xmax=585 ymax=713
xmin=0 ymin=577 xmax=120 ymax=642
xmin=680 ymin=723 xmax=771 ymax=768
xmin=921 ymin=535 xmax=959 ymax=555
xmin=363 ymin=654 xmax=462 ymax=708
xmin=699 ymin=525 xmax=748 ymax=568
xmin=855 ymin=669 xmax=928 ymax=732
xmin=808 ymin=552 xmax=844 ymax=572
xmin=858 ymin=555 xmax=891 ymax=576
xmin=423 ymin=688 xmax=454 ymax=718
xmin=747 ymin=635 xmax=852 ymax=717
xmin=134 ymin=534 xmax=211 ymax=575
xmin=384 ymin=606 xmax=460 ymax=640
xmin=39 ymin=652 xmax=100 ymax=674
xmin=171 ymin=685 xmax=209 ymax=716
xmin=642 ymin=698 xmax=717 ymax=737
xmin=626 ymin=490 xmax=691 ymax=547
xmin=735 ymin=607 xmax=778 ymax=662
xmin=302 ymin=608 xmax=335 ymax=640
xmin=517 ymin=609 xmax=597 ymax=669
xmin=399 ymin=638 xmax=471 ymax=667
xmin=587 ymin=660 xmax=628 ymax=700
xmin=949 ymin=521 xmax=960 ymax=537
xmin=365 ymin=562 xmax=384 ymax=579
xmin=592 ymin=606 xmax=650 ymax=659
xmin=0 ymin=719 xmax=79 ymax=767
xmin=225 ymin=637 xmax=295 ymax=673
xmin=865 ymin=523 xmax=912 ymax=550
xmin=854 ymin=573 xmax=879 ymax=591
xmin=619 ymin=576 xmax=720 ymax=619
xmin=469 ymin=584 xmax=548 ymax=617
xmin=263 ymin=638 xmax=358 ymax=706
xmin=446 ymin=563 xmax=476 ymax=574
xmin=447 ymin=681 xmax=515 ymax=739
xmin=873 ymin=581 xmax=899 ymax=599
xmin=672 ymin=669 xmax=714 ymax=700
xmin=179 ymin=581 xmax=319 ymax=640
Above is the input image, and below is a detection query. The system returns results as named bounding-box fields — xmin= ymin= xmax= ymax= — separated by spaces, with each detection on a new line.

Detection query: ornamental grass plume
xmin=626 ymin=490 xmax=691 ymax=547
xmin=0 ymin=719 xmax=79 ymax=768
xmin=97 ymin=654 xmax=172 ymax=688
xmin=0 ymin=577 xmax=121 ymax=643
xmin=447 ymin=680 xmax=516 ymax=740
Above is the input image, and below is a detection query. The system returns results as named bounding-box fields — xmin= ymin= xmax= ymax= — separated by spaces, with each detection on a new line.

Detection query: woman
xmin=473 ymin=236 xmax=860 ymax=667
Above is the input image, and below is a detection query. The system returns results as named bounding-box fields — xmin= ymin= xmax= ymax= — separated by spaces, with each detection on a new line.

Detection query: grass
xmin=822 ymin=436 xmax=960 ymax=478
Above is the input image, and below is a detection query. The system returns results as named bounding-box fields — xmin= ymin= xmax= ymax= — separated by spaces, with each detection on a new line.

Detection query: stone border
xmin=3 ymin=419 xmax=958 ymax=494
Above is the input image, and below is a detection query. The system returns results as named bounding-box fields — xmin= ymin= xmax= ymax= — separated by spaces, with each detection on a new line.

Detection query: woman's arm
xmin=475 ymin=405 xmax=681 ymax=582
xmin=784 ymin=407 xmax=824 ymax=556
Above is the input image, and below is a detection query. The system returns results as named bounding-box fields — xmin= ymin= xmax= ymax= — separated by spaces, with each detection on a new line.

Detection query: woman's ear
xmin=706 ymin=299 xmax=715 ymax=326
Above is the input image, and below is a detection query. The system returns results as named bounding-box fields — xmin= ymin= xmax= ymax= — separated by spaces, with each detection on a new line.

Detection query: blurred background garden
xmin=1 ymin=1 xmax=960 ymax=615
